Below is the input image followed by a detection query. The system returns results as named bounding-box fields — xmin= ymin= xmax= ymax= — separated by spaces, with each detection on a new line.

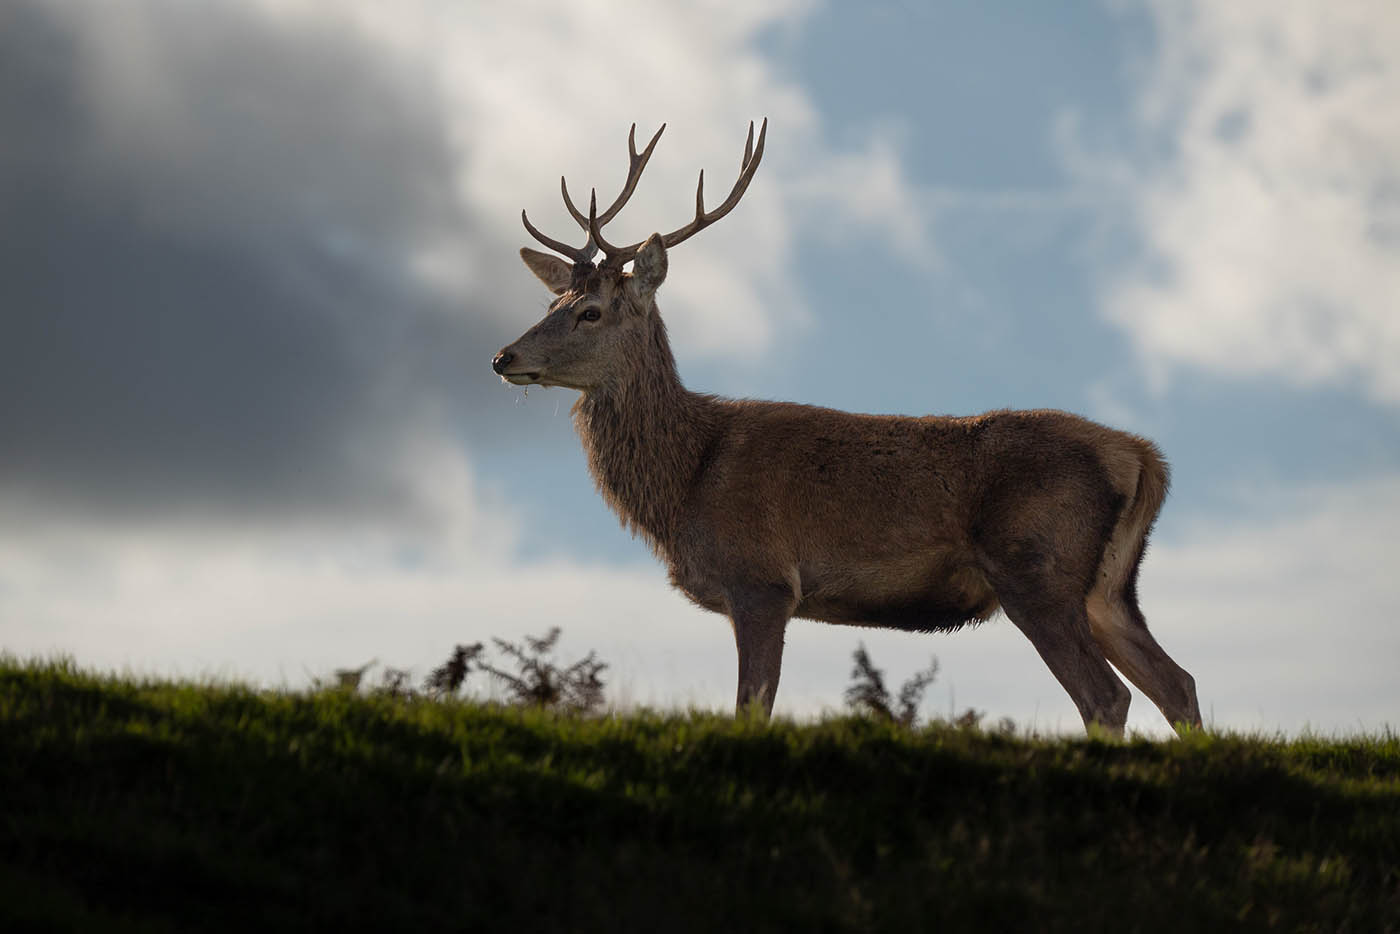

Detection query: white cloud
xmin=0 ymin=440 xmax=728 ymax=700
xmin=1100 ymin=0 xmax=1400 ymax=404
xmin=1131 ymin=474 xmax=1400 ymax=733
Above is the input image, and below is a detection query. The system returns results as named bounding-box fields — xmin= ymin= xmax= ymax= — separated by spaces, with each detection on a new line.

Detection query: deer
xmin=492 ymin=120 xmax=1202 ymax=735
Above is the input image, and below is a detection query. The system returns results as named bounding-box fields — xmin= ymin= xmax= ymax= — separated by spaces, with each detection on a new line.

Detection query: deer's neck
xmin=573 ymin=315 xmax=716 ymax=552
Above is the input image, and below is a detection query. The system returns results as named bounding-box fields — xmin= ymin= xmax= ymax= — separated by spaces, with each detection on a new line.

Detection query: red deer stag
xmin=493 ymin=120 xmax=1202 ymax=735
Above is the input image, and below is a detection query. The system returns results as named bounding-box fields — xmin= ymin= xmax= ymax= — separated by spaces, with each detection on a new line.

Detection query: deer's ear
xmin=628 ymin=233 xmax=668 ymax=305
xmin=520 ymin=248 xmax=574 ymax=294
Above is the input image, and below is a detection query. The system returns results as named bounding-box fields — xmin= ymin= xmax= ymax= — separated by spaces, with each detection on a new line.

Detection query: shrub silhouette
xmin=321 ymin=629 xmax=607 ymax=714
xmin=477 ymin=628 xmax=607 ymax=713
xmin=329 ymin=659 xmax=377 ymax=691
xmin=424 ymin=643 xmax=484 ymax=698
xmin=845 ymin=644 xmax=939 ymax=727
xmin=373 ymin=666 xmax=416 ymax=700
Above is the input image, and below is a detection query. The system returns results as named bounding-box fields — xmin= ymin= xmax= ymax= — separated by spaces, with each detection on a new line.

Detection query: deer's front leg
xmin=727 ymin=585 xmax=794 ymax=718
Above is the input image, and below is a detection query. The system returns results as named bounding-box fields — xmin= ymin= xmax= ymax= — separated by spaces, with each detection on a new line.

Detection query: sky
xmin=2 ymin=0 xmax=1397 ymax=735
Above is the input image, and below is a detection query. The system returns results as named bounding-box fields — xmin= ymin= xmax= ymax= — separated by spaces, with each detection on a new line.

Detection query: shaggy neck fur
xmin=573 ymin=309 xmax=717 ymax=553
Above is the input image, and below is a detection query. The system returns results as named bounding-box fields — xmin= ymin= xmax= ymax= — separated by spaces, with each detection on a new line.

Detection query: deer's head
xmin=493 ymin=120 xmax=766 ymax=392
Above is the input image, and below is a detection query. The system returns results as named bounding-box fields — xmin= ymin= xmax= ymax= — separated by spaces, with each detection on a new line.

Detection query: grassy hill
xmin=2 ymin=657 xmax=1397 ymax=932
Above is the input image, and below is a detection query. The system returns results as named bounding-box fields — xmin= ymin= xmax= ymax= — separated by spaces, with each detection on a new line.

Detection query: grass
xmin=2 ymin=656 xmax=1398 ymax=932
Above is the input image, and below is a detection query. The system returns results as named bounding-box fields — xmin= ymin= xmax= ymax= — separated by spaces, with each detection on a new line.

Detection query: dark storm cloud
xmin=0 ymin=0 xmax=522 ymax=522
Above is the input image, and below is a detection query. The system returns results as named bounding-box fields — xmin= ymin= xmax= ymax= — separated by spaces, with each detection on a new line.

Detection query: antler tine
xmin=561 ymin=123 xmax=666 ymax=234
xmin=600 ymin=122 xmax=665 ymax=225
xmin=587 ymin=188 xmax=624 ymax=258
xmin=560 ymin=176 xmax=587 ymax=229
xmin=521 ymin=208 xmax=595 ymax=264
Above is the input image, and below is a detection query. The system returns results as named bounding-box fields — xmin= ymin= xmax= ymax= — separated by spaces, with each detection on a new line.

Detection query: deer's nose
xmin=492 ymin=350 xmax=514 ymax=374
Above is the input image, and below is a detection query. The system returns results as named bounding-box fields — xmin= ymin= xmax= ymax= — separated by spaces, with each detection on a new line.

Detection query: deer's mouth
xmin=501 ymin=371 xmax=540 ymax=386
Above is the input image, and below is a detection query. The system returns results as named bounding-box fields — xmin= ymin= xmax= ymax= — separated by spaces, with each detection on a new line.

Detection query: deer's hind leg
xmin=1086 ymin=535 xmax=1201 ymax=730
xmin=995 ymin=579 xmax=1132 ymax=736
xmin=1086 ymin=591 xmax=1200 ymax=731
xmin=974 ymin=465 xmax=1133 ymax=735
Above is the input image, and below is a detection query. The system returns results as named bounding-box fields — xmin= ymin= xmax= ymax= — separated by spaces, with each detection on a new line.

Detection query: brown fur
xmin=497 ymin=136 xmax=1201 ymax=734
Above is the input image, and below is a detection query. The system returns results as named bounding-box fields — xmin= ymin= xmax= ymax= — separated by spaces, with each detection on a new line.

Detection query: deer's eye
xmin=579 ymin=308 xmax=601 ymax=322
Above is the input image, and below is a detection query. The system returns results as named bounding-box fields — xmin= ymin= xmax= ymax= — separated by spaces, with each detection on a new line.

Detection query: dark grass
xmin=2 ymin=657 xmax=1398 ymax=932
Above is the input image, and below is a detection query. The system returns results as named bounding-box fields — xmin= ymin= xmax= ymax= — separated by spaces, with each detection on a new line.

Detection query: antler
xmin=521 ymin=119 xmax=767 ymax=268
xmin=520 ymin=122 xmax=666 ymax=265
xmin=590 ymin=118 xmax=766 ymax=267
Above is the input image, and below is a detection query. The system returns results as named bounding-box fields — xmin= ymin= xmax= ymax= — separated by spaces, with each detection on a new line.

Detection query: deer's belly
xmin=794 ymin=558 xmax=1000 ymax=632
xmin=664 ymin=543 xmax=1000 ymax=632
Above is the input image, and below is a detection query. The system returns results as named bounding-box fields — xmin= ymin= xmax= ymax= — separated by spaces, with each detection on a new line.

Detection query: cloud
xmin=0 ymin=446 xmax=739 ymax=708
xmin=0 ymin=0 xmax=487 ymax=522
xmin=0 ymin=0 xmax=935 ymax=524
xmin=1138 ymin=474 xmax=1400 ymax=733
xmin=1096 ymin=0 xmax=1400 ymax=404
